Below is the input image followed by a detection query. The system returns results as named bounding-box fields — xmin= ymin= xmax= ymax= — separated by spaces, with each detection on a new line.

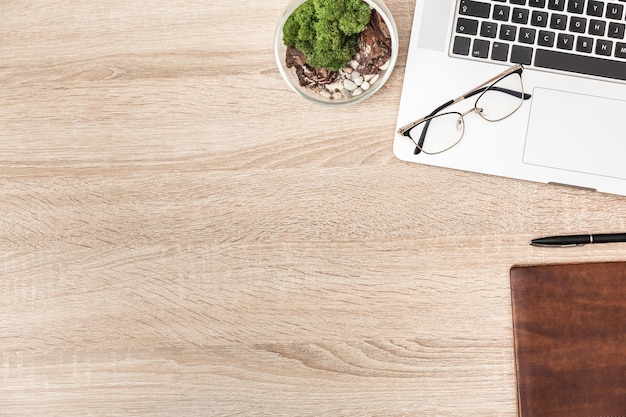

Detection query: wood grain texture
xmin=2 ymin=1 xmax=626 ymax=416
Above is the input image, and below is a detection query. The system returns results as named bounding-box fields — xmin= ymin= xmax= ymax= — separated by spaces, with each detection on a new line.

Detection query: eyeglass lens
xmin=409 ymin=71 xmax=524 ymax=155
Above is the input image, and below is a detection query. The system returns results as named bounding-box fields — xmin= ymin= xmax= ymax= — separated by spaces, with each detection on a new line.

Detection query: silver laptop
xmin=394 ymin=0 xmax=626 ymax=196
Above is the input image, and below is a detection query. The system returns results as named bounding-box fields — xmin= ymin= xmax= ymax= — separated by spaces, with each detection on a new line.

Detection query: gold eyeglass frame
xmin=397 ymin=64 xmax=531 ymax=155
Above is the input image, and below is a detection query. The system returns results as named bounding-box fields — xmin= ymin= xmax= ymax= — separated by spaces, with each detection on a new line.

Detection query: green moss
xmin=283 ymin=0 xmax=371 ymax=71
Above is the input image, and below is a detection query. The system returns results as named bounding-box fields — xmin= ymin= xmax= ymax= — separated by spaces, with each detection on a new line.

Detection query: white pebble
xmin=332 ymin=92 xmax=343 ymax=100
xmin=319 ymin=90 xmax=332 ymax=98
xmin=361 ymin=81 xmax=370 ymax=90
xmin=369 ymin=74 xmax=380 ymax=84
xmin=379 ymin=60 xmax=390 ymax=71
xmin=352 ymin=87 xmax=363 ymax=96
xmin=354 ymin=76 xmax=364 ymax=86
xmin=364 ymin=74 xmax=375 ymax=82
xmin=343 ymin=79 xmax=358 ymax=91
xmin=351 ymin=71 xmax=361 ymax=80
xmin=326 ymin=82 xmax=342 ymax=91
xmin=350 ymin=60 xmax=359 ymax=70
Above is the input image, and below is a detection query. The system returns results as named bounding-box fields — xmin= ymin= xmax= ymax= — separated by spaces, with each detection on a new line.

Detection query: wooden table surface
xmin=2 ymin=1 xmax=626 ymax=415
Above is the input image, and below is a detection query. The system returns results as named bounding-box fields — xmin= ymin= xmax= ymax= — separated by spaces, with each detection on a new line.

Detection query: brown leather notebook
xmin=510 ymin=262 xmax=626 ymax=417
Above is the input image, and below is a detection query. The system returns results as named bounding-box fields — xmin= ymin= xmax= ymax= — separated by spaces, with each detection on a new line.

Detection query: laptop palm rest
xmin=523 ymin=88 xmax=626 ymax=180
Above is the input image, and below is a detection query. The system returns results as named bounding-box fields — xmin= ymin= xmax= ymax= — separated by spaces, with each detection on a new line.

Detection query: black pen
xmin=530 ymin=233 xmax=626 ymax=247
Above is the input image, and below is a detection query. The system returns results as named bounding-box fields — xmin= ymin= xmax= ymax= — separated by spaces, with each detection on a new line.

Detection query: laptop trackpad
xmin=523 ymin=87 xmax=626 ymax=180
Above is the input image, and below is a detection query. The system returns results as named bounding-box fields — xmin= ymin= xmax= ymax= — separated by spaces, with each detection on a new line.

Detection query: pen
xmin=530 ymin=233 xmax=626 ymax=247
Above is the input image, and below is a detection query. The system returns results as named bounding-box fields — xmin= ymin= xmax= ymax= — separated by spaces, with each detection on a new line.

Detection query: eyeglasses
xmin=397 ymin=64 xmax=532 ymax=155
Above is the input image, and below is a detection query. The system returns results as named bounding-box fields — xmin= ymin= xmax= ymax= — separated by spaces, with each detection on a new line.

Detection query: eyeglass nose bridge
xmin=449 ymin=107 xmax=481 ymax=137
xmin=451 ymin=107 xmax=482 ymax=130
xmin=463 ymin=107 xmax=483 ymax=118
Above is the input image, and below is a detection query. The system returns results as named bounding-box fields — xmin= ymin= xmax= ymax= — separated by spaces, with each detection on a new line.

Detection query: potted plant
xmin=275 ymin=0 xmax=398 ymax=105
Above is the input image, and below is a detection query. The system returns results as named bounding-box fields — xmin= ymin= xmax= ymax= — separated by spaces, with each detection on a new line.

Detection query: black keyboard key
xmin=529 ymin=0 xmax=547 ymax=7
xmin=457 ymin=18 xmax=479 ymax=35
xmin=538 ymin=30 xmax=557 ymax=46
xmin=491 ymin=42 xmax=510 ymax=61
xmin=531 ymin=11 xmax=549 ymax=26
xmin=606 ymin=3 xmax=624 ymax=19
xmin=616 ymin=42 xmax=626 ymax=58
xmin=548 ymin=0 xmax=566 ymax=10
xmin=550 ymin=13 xmax=568 ymax=30
xmin=481 ymin=21 xmax=499 ymax=38
xmin=510 ymin=0 xmax=527 ymax=5
xmin=512 ymin=7 xmax=530 ymax=24
xmin=453 ymin=36 xmax=472 ymax=55
xmin=535 ymin=48 xmax=626 ymax=80
xmin=587 ymin=0 xmax=605 ymax=16
xmin=596 ymin=39 xmax=613 ymax=55
xmin=511 ymin=45 xmax=534 ymax=64
xmin=472 ymin=39 xmax=491 ymax=58
xmin=589 ymin=19 xmax=607 ymax=35
xmin=519 ymin=27 xmax=537 ymax=43
xmin=567 ymin=0 xmax=585 ymax=14
xmin=459 ymin=0 xmax=491 ymax=18
xmin=500 ymin=24 xmax=518 ymax=40
xmin=576 ymin=36 xmax=594 ymax=52
xmin=493 ymin=5 xmax=511 ymax=21
xmin=569 ymin=16 xmax=587 ymax=32
xmin=557 ymin=33 xmax=576 ymax=49
xmin=608 ymin=21 xmax=626 ymax=38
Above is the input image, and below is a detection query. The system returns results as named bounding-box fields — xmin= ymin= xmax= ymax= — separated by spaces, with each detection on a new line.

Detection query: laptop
xmin=394 ymin=0 xmax=626 ymax=196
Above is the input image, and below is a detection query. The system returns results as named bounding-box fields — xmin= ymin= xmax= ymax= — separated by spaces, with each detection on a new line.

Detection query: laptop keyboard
xmin=452 ymin=0 xmax=626 ymax=81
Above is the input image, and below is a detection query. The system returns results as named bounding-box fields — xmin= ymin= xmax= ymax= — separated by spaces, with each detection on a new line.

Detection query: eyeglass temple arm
xmin=411 ymin=100 xmax=454 ymax=155
xmin=465 ymin=85 xmax=532 ymax=100
xmin=398 ymin=98 xmax=454 ymax=136
xmin=458 ymin=64 xmax=524 ymax=99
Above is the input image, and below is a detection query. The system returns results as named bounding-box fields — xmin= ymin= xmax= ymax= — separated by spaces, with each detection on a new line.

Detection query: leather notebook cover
xmin=510 ymin=262 xmax=626 ymax=417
